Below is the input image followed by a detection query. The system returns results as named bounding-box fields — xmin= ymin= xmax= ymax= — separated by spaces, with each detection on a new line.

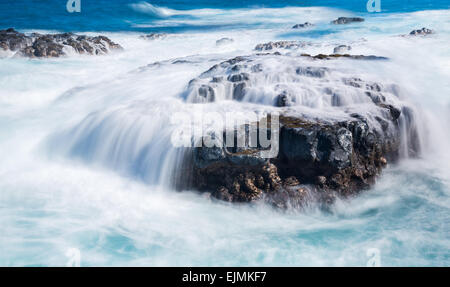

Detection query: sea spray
xmin=0 ymin=5 xmax=449 ymax=266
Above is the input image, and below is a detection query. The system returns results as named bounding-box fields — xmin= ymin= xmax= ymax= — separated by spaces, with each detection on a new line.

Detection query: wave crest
xmin=129 ymin=1 xmax=178 ymax=18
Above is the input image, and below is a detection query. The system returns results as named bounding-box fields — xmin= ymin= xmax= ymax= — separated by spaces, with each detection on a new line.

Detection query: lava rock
xmin=333 ymin=45 xmax=352 ymax=54
xmin=0 ymin=28 xmax=32 ymax=52
xmin=189 ymin=112 xmax=405 ymax=206
xmin=331 ymin=17 xmax=365 ymax=24
xmin=292 ymin=22 xmax=314 ymax=29
xmin=216 ymin=37 xmax=234 ymax=46
xmin=255 ymin=41 xmax=305 ymax=51
xmin=409 ymin=27 xmax=434 ymax=36
xmin=180 ymin=53 xmax=419 ymax=208
xmin=274 ymin=91 xmax=294 ymax=107
xmin=301 ymin=53 xmax=388 ymax=61
xmin=296 ymin=66 xmax=329 ymax=78
xmin=140 ymin=33 xmax=167 ymax=40
xmin=0 ymin=28 xmax=122 ymax=58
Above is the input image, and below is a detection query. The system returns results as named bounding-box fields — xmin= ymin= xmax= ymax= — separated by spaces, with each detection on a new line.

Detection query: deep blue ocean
xmin=1 ymin=0 xmax=449 ymax=32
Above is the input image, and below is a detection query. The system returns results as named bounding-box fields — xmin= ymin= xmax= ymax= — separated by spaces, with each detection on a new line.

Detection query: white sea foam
xmin=0 ymin=7 xmax=449 ymax=266
xmin=129 ymin=2 xmax=179 ymax=18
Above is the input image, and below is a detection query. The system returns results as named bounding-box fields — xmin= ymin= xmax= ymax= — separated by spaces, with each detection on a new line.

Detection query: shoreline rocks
xmin=255 ymin=41 xmax=308 ymax=51
xmin=0 ymin=28 xmax=122 ymax=58
xmin=139 ymin=33 xmax=167 ymax=40
xmin=181 ymin=53 xmax=419 ymax=209
xmin=216 ymin=37 xmax=234 ymax=46
xmin=301 ymin=53 xmax=388 ymax=60
xmin=331 ymin=17 xmax=365 ymax=24
xmin=333 ymin=45 xmax=352 ymax=54
xmin=292 ymin=22 xmax=314 ymax=29
xmin=189 ymin=112 xmax=401 ymax=208
xmin=409 ymin=27 xmax=434 ymax=36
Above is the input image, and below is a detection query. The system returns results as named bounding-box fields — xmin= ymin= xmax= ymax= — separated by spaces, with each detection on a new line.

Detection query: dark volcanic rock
xmin=292 ymin=22 xmax=314 ymax=29
xmin=296 ymin=66 xmax=329 ymax=78
xmin=331 ymin=17 xmax=365 ymax=24
xmin=275 ymin=91 xmax=294 ymax=107
xmin=409 ymin=27 xmax=434 ymax=36
xmin=0 ymin=28 xmax=122 ymax=58
xmin=0 ymin=28 xmax=32 ymax=52
xmin=216 ymin=37 xmax=234 ymax=46
xmin=255 ymin=41 xmax=307 ymax=51
xmin=189 ymin=112 xmax=404 ymax=208
xmin=302 ymin=53 xmax=388 ymax=61
xmin=181 ymin=53 xmax=420 ymax=209
xmin=186 ymin=53 xmax=389 ymax=104
xmin=140 ymin=33 xmax=167 ymax=40
xmin=333 ymin=45 xmax=352 ymax=54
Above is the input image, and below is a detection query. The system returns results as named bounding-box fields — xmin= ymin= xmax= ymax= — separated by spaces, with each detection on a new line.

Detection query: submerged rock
xmin=186 ymin=53 xmax=390 ymax=104
xmin=188 ymin=111 xmax=404 ymax=208
xmin=292 ymin=22 xmax=314 ymax=29
xmin=333 ymin=45 xmax=352 ymax=54
xmin=180 ymin=53 xmax=420 ymax=209
xmin=302 ymin=53 xmax=388 ymax=60
xmin=0 ymin=28 xmax=32 ymax=52
xmin=409 ymin=27 xmax=434 ymax=36
xmin=255 ymin=41 xmax=308 ymax=51
xmin=0 ymin=28 xmax=122 ymax=58
xmin=331 ymin=17 xmax=365 ymax=24
xmin=216 ymin=37 xmax=234 ymax=46
xmin=139 ymin=33 xmax=167 ymax=40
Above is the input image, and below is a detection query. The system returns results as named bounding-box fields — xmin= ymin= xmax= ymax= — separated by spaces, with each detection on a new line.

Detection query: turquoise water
xmin=0 ymin=1 xmax=449 ymax=266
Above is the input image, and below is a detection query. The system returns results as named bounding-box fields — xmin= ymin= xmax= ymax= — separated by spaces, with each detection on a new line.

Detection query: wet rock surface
xmin=181 ymin=53 xmax=419 ymax=209
xmin=301 ymin=53 xmax=388 ymax=60
xmin=188 ymin=111 xmax=403 ymax=209
xmin=331 ymin=17 xmax=365 ymax=24
xmin=0 ymin=28 xmax=122 ymax=58
xmin=186 ymin=53 xmax=390 ymax=104
xmin=409 ymin=27 xmax=434 ymax=36
xmin=255 ymin=41 xmax=309 ymax=51
xmin=333 ymin=45 xmax=352 ymax=54
xmin=292 ymin=22 xmax=314 ymax=29
xmin=140 ymin=33 xmax=167 ymax=40
xmin=216 ymin=37 xmax=234 ymax=46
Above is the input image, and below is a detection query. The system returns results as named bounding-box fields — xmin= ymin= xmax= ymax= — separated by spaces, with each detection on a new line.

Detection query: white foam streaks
xmin=0 ymin=8 xmax=449 ymax=266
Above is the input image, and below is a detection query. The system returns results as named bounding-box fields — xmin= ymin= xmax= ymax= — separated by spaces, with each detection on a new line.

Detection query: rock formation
xmin=409 ymin=27 xmax=434 ymax=36
xmin=216 ymin=38 xmax=234 ymax=46
xmin=292 ymin=22 xmax=314 ymax=29
xmin=140 ymin=33 xmax=167 ymax=40
xmin=254 ymin=41 xmax=309 ymax=51
xmin=181 ymin=52 xmax=419 ymax=208
xmin=331 ymin=17 xmax=365 ymax=24
xmin=333 ymin=45 xmax=352 ymax=54
xmin=0 ymin=28 xmax=122 ymax=58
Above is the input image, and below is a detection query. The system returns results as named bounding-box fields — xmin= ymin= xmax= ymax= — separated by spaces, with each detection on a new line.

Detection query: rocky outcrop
xmin=190 ymin=112 xmax=401 ymax=208
xmin=216 ymin=38 xmax=234 ymax=46
xmin=301 ymin=53 xmax=388 ymax=60
xmin=409 ymin=27 xmax=434 ymax=36
xmin=0 ymin=28 xmax=122 ymax=58
xmin=292 ymin=22 xmax=314 ymax=29
xmin=255 ymin=41 xmax=308 ymax=51
xmin=186 ymin=53 xmax=389 ymax=104
xmin=0 ymin=28 xmax=32 ymax=52
xmin=181 ymin=53 xmax=419 ymax=209
xmin=331 ymin=17 xmax=365 ymax=24
xmin=333 ymin=45 xmax=352 ymax=54
xmin=140 ymin=33 xmax=167 ymax=40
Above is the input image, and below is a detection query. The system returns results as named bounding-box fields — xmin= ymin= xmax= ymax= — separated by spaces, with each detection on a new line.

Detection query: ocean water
xmin=0 ymin=1 xmax=449 ymax=266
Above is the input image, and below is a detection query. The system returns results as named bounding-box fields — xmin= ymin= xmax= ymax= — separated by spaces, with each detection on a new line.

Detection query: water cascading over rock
xmin=0 ymin=28 xmax=122 ymax=58
xmin=180 ymin=52 xmax=422 ymax=208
